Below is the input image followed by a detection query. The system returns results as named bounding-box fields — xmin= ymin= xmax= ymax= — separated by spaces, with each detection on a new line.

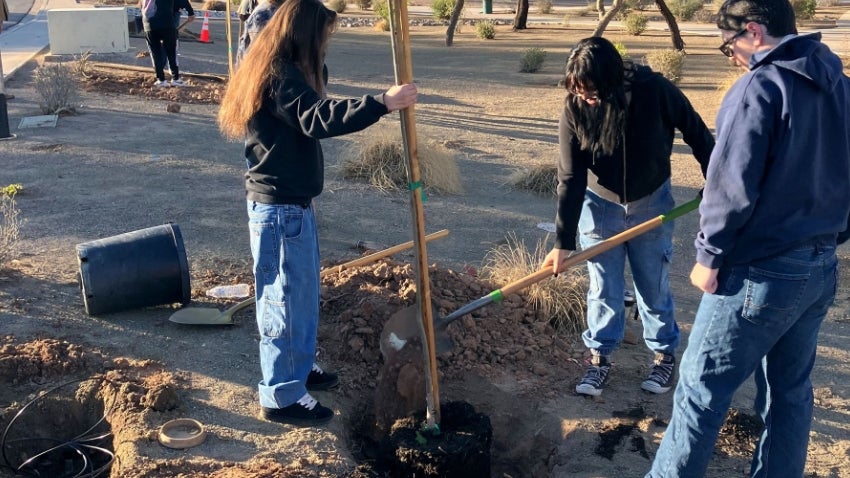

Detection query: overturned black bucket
xmin=76 ymin=224 xmax=191 ymax=315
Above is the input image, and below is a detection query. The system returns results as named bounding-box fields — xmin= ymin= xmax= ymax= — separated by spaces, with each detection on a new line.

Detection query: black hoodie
xmin=555 ymin=64 xmax=715 ymax=250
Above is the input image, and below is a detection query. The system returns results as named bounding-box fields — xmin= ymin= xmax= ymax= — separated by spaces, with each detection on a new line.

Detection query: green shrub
xmin=520 ymin=47 xmax=546 ymax=73
xmin=646 ymin=48 xmax=685 ymax=84
xmin=669 ymin=0 xmax=704 ymax=21
xmin=790 ymin=0 xmax=817 ymax=20
xmin=373 ymin=0 xmax=389 ymax=21
xmin=328 ymin=0 xmax=346 ymax=13
xmin=624 ymin=12 xmax=648 ymax=35
xmin=475 ymin=20 xmax=496 ymax=39
xmin=431 ymin=0 xmax=455 ymax=20
xmin=612 ymin=40 xmax=629 ymax=59
xmin=537 ymin=0 xmax=553 ymax=14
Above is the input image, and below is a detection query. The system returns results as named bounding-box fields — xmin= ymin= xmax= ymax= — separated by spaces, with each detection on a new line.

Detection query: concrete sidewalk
xmin=0 ymin=0 xmax=87 ymax=80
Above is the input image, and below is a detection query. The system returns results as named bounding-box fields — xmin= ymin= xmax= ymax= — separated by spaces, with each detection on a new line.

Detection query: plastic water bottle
xmin=206 ymin=283 xmax=252 ymax=299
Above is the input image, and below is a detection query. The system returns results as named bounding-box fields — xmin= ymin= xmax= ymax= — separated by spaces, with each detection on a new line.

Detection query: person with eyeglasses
xmin=646 ymin=0 xmax=850 ymax=476
xmin=543 ymin=36 xmax=715 ymax=398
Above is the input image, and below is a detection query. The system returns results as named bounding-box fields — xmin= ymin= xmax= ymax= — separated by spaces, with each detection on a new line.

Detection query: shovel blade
xmin=380 ymin=304 xmax=452 ymax=357
xmin=168 ymin=307 xmax=234 ymax=325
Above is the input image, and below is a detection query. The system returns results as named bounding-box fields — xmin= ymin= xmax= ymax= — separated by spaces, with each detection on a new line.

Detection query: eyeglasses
xmin=718 ymin=30 xmax=747 ymax=57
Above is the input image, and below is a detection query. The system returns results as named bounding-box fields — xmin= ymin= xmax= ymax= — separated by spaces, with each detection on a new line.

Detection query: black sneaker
xmin=641 ymin=352 xmax=676 ymax=394
xmin=306 ymin=363 xmax=339 ymax=391
xmin=576 ymin=355 xmax=611 ymax=397
xmin=261 ymin=393 xmax=333 ymax=426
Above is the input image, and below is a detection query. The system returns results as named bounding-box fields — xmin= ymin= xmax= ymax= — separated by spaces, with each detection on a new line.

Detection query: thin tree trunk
xmin=513 ymin=0 xmax=528 ymax=30
xmin=592 ymin=0 xmax=624 ymax=37
xmin=655 ymin=0 xmax=685 ymax=50
xmin=445 ymin=0 xmax=466 ymax=46
xmin=595 ymin=0 xmax=606 ymax=19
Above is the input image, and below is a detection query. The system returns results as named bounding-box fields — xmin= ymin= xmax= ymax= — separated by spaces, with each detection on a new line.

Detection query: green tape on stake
xmin=408 ymin=181 xmax=427 ymax=202
xmin=489 ymin=289 xmax=504 ymax=303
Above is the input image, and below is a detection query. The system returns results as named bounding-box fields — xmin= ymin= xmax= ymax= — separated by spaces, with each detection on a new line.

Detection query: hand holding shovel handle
xmin=440 ymin=197 xmax=701 ymax=326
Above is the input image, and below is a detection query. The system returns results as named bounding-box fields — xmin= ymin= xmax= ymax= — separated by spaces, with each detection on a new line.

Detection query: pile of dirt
xmin=81 ymin=64 xmax=225 ymax=105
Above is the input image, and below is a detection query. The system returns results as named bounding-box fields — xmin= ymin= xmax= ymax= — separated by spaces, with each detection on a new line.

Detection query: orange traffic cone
xmin=198 ymin=11 xmax=210 ymax=43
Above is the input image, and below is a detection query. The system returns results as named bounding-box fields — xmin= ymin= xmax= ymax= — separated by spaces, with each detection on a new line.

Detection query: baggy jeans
xmin=247 ymin=201 xmax=320 ymax=409
xmin=578 ymin=181 xmax=679 ymax=357
xmin=647 ymin=240 xmax=837 ymax=478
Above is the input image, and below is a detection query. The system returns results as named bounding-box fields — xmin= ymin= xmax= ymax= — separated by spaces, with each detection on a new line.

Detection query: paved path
xmin=1 ymin=0 xmax=849 ymax=82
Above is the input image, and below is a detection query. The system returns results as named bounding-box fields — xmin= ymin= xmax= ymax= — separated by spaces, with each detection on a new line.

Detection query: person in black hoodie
xmin=217 ymin=0 xmax=417 ymax=427
xmin=140 ymin=0 xmax=181 ymax=87
xmin=648 ymin=0 xmax=850 ymax=476
xmin=542 ymin=37 xmax=714 ymax=398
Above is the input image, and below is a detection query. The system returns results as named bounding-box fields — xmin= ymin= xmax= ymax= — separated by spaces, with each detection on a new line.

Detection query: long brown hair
xmin=217 ymin=0 xmax=337 ymax=140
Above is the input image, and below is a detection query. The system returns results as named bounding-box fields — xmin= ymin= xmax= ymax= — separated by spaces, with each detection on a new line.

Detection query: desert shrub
xmin=790 ymin=0 xmax=817 ymax=20
xmin=511 ymin=164 xmax=556 ymax=196
xmin=668 ymin=0 xmax=704 ymax=21
xmin=431 ymin=0 xmax=455 ymax=20
xmin=480 ymin=234 xmax=588 ymax=334
xmin=356 ymin=0 xmax=371 ymax=8
xmin=328 ymin=0 xmax=346 ymax=13
xmin=374 ymin=18 xmax=390 ymax=31
xmin=624 ymin=12 xmax=648 ymax=35
xmin=202 ymin=0 xmax=226 ymax=10
xmin=373 ymin=0 xmax=389 ymax=21
xmin=537 ymin=0 xmax=553 ymax=14
xmin=646 ymin=48 xmax=685 ymax=84
xmin=73 ymin=50 xmax=93 ymax=79
xmin=612 ymin=40 xmax=629 ymax=59
xmin=475 ymin=20 xmax=496 ymax=39
xmin=520 ymin=47 xmax=546 ymax=73
xmin=0 ymin=194 xmax=22 ymax=269
xmin=340 ymin=133 xmax=462 ymax=194
xmin=34 ymin=63 xmax=78 ymax=115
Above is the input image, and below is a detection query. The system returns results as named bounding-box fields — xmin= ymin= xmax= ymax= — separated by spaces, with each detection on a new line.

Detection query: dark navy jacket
xmin=696 ymin=33 xmax=850 ymax=268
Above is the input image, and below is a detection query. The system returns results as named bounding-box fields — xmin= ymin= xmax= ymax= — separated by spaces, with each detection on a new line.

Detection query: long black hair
xmin=563 ymin=37 xmax=628 ymax=156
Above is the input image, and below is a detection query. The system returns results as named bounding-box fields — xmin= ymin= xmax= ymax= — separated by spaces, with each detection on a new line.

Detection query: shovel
xmin=380 ymin=197 xmax=701 ymax=355
xmin=168 ymin=229 xmax=449 ymax=325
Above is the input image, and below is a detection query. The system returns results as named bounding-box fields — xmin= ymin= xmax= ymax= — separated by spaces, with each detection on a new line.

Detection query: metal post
xmin=0 ymin=47 xmax=17 ymax=140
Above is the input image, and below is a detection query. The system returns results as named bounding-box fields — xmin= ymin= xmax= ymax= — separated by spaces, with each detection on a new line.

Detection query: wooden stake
xmin=386 ymin=0 xmax=441 ymax=429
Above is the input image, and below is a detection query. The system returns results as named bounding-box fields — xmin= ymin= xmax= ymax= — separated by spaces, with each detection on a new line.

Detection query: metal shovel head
xmin=168 ymin=297 xmax=254 ymax=325
xmin=380 ymin=304 xmax=453 ymax=358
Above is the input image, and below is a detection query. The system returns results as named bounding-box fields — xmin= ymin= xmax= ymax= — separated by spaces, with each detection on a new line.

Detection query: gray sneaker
xmin=576 ymin=355 xmax=611 ymax=397
xmin=641 ymin=352 xmax=676 ymax=394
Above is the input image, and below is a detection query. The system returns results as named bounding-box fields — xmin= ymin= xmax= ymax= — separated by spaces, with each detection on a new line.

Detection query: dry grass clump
xmin=480 ymin=234 xmax=587 ymax=334
xmin=202 ymin=0 xmax=226 ymax=11
xmin=511 ymin=163 xmax=557 ymax=196
xmin=0 ymin=195 xmax=23 ymax=269
xmin=340 ymin=132 xmax=462 ymax=194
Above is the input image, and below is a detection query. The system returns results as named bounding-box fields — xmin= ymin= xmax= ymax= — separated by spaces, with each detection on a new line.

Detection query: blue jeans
xmin=247 ymin=201 xmax=320 ymax=409
xmin=647 ymin=240 xmax=837 ymax=478
xmin=578 ymin=181 xmax=678 ymax=357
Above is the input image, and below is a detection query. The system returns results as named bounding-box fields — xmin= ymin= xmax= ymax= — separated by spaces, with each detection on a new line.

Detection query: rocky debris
xmin=318 ymin=259 xmax=585 ymax=401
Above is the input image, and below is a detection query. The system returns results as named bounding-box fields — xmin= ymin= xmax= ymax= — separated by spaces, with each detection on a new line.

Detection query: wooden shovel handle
xmin=497 ymin=197 xmax=701 ymax=298
xmin=321 ymin=229 xmax=449 ymax=277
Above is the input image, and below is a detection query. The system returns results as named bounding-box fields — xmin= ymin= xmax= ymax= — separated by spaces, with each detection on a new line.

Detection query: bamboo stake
xmin=386 ymin=0 xmax=441 ymax=429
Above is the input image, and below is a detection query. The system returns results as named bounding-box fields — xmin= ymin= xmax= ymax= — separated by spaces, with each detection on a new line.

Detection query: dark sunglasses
xmin=719 ymin=30 xmax=747 ymax=57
